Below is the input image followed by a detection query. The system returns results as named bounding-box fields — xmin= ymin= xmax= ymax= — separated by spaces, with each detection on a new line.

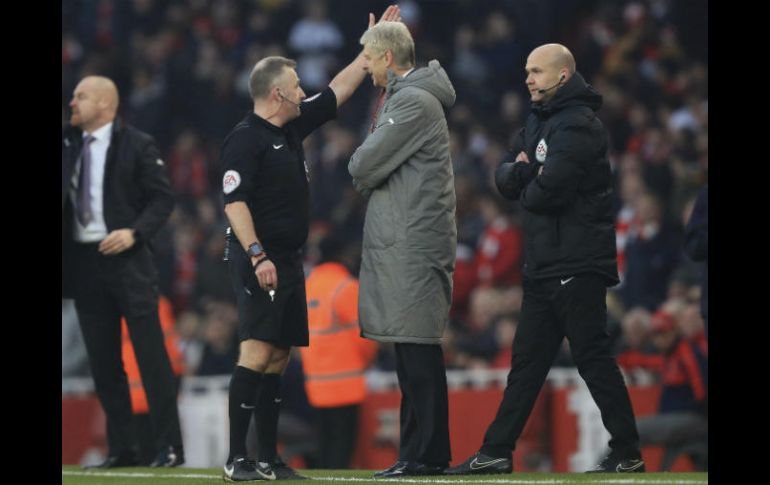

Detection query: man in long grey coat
xmin=348 ymin=21 xmax=456 ymax=477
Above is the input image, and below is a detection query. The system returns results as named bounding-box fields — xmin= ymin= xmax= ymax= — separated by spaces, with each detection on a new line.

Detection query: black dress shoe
xmin=373 ymin=461 xmax=408 ymax=478
xmin=271 ymin=456 xmax=308 ymax=480
xmin=586 ymin=452 xmax=645 ymax=473
xmin=444 ymin=451 xmax=512 ymax=475
xmin=405 ymin=463 xmax=448 ymax=476
xmin=83 ymin=452 xmax=139 ymax=469
xmin=149 ymin=445 xmax=185 ymax=467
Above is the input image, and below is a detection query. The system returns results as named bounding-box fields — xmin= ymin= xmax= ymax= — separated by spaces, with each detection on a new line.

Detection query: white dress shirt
xmin=70 ymin=122 xmax=112 ymax=242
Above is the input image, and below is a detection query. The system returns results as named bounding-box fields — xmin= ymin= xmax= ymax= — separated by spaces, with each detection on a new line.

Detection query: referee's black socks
xmin=227 ymin=366 xmax=263 ymax=463
xmin=255 ymin=373 xmax=281 ymax=464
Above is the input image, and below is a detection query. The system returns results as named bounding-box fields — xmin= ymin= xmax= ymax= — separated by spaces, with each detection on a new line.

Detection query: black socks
xmin=227 ymin=366 xmax=262 ymax=463
xmin=255 ymin=373 xmax=281 ymax=463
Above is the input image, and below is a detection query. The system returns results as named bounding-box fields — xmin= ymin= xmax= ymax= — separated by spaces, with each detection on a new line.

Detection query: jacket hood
xmin=532 ymin=71 xmax=602 ymax=118
xmin=386 ymin=60 xmax=456 ymax=109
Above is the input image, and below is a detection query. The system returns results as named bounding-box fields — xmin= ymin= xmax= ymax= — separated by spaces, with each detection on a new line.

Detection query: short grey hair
xmin=248 ymin=56 xmax=297 ymax=101
xmin=360 ymin=22 xmax=415 ymax=69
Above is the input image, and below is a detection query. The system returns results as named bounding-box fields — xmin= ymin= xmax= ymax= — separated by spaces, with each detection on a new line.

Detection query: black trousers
xmin=72 ymin=242 xmax=182 ymax=456
xmin=316 ymin=404 xmax=359 ymax=469
xmin=394 ymin=343 xmax=451 ymax=465
xmin=481 ymin=274 xmax=640 ymax=459
xmin=134 ymin=376 xmax=182 ymax=465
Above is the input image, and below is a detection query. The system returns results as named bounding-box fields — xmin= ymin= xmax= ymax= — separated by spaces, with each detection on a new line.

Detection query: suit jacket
xmin=61 ymin=119 xmax=174 ymax=298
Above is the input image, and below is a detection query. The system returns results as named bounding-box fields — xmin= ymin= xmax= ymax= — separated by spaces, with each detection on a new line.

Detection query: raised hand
xmin=369 ymin=5 xmax=401 ymax=29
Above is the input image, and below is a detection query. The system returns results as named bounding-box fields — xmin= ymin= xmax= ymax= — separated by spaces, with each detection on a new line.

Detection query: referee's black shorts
xmin=228 ymin=244 xmax=309 ymax=348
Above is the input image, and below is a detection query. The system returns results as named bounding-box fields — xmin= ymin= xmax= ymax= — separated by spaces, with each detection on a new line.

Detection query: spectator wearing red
xmin=475 ymin=191 xmax=522 ymax=288
xmin=636 ymin=309 xmax=708 ymax=471
xmin=614 ymin=307 xmax=663 ymax=373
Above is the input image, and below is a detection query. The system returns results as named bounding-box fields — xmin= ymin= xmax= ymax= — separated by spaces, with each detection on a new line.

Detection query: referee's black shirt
xmin=221 ymin=88 xmax=337 ymax=254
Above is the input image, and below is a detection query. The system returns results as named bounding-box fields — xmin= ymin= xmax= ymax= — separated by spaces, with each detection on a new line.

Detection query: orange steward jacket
xmin=300 ymin=263 xmax=378 ymax=407
xmin=121 ymin=296 xmax=185 ymax=414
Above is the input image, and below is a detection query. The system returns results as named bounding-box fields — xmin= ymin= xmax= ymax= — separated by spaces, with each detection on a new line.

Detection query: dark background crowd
xmin=62 ymin=0 xmax=707 ymax=390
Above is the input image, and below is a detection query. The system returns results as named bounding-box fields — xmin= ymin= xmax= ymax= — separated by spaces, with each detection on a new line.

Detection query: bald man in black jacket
xmin=62 ymin=76 xmax=183 ymax=468
xmin=447 ymin=44 xmax=643 ymax=475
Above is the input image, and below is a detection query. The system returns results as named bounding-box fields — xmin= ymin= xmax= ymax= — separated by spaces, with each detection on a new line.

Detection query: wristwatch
xmin=247 ymin=242 xmax=265 ymax=258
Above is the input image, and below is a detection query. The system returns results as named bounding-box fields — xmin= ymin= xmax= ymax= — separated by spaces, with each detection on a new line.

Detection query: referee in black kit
xmin=447 ymin=44 xmax=644 ymax=475
xmin=219 ymin=7 xmax=401 ymax=482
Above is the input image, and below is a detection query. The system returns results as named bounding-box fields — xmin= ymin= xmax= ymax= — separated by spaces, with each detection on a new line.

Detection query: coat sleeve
xmin=132 ymin=135 xmax=175 ymax=243
xmin=684 ymin=186 xmax=708 ymax=261
xmin=495 ymin=128 xmax=539 ymax=200
xmin=348 ymin=91 xmax=428 ymax=193
xmin=520 ymin=123 xmax=593 ymax=214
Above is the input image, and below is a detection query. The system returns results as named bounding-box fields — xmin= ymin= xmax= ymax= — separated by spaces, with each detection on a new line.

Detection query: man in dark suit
xmin=62 ymin=76 xmax=183 ymax=468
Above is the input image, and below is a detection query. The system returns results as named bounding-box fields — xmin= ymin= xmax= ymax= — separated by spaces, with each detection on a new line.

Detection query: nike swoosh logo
xmin=273 ymin=144 xmax=283 ymax=149
xmin=224 ymin=464 xmax=234 ymax=476
xmin=616 ymin=460 xmax=644 ymax=472
xmin=470 ymin=457 xmax=507 ymax=470
xmin=560 ymin=276 xmax=575 ymax=285
xmin=240 ymin=403 xmax=256 ymax=409
xmin=258 ymin=468 xmax=276 ymax=480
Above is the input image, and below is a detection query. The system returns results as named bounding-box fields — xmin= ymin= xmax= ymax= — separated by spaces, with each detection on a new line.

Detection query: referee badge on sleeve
xmin=536 ymin=138 xmax=548 ymax=162
xmin=223 ymin=170 xmax=241 ymax=194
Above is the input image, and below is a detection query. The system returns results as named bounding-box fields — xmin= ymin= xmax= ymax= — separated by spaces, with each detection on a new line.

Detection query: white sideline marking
xmin=313 ymin=478 xmax=706 ymax=484
xmin=62 ymin=470 xmax=706 ymax=484
xmin=63 ymin=470 xmax=215 ymax=479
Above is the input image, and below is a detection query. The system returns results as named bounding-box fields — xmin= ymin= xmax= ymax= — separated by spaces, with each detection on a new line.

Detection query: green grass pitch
xmin=62 ymin=465 xmax=707 ymax=485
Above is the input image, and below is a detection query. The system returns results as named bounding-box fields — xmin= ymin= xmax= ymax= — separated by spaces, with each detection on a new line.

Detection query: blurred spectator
xmin=683 ymin=185 xmax=707 ymax=338
xmin=451 ymin=25 xmax=490 ymax=98
xmin=167 ymin=130 xmax=210 ymax=203
xmin=615 ymin=168 xmax=646 ymax=282
xmin=451 ymin=173 xmax=485 ymax=319
xmin=613 ymin=307 xmax=663 ymax=374
xmin=175 ymin=310 xmax=204 ymax=375
xmin=635 ymin=309 xmax=708 ymax=471
xmin=287 ymin=0 xmax=343 ymax=91
xmin=171 ymin=222 xmax=202 ymax=312
xmin=677 ymin=303 xmax=707 ymax=356
xmin=195 ymin=311 xmax=239 ymax=376
xmin=619 ymin=192 xmax=680 ymax=311
xmin=475 ymin=191 xmax=523 ymax=288
xmin=124 ymin=65 xmax=170 ymax=147
xmin=192 ymin=227 xmax=236 ymax=311
xmin=489 ymin=314 xmax=518 ymax=369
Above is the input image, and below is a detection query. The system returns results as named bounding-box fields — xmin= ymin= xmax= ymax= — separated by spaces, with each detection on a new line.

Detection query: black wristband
xmin=253 ymin=257 xmax=270 ymax=269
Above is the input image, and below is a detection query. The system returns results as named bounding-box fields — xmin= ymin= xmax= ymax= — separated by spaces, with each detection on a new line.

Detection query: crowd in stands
xmin=62 ymin=0 xmax=707 ymax=395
